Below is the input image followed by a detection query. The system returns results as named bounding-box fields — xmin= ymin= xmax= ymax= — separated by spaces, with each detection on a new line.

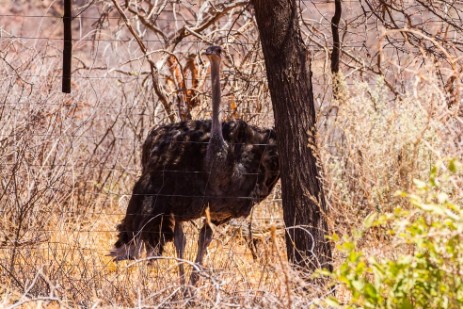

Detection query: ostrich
xmin=110 ymin=46 xmax=280 ymax=285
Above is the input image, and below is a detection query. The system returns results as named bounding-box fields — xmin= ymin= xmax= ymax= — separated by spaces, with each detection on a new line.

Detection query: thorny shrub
xmin=323 ymin=160 xmax=463 ymax=308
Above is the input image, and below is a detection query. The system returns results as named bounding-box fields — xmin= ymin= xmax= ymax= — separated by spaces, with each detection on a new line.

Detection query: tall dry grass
xmin=0 ymin=34 xmax=308 ymax=308
xmin=2 ymin=46 xmax=461 ymax=307
xmin=320 ymin=58 xmax=463 ymax=235
xmin=1 ymin=2 xmax=463 ymax=308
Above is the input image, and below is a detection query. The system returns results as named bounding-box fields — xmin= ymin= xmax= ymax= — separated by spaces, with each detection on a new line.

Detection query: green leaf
xmin=399 ymin=298 xmax=413 ymax=309
xmin=352 ymin=280 xmax=365 ymax=291
xmin=364 ymin=213 xmax=377 ymax=228
xmin=448 ymin=159 xmax=458 ymax=173
xmin=324 ymin=297 xmax=341 ymax=307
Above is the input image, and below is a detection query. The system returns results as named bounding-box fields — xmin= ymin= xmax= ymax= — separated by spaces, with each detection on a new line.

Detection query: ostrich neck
xmin=210 ymin=59 xmax=223 ymax=143
xmin=208 ymin=59 xmax=226 ymax=153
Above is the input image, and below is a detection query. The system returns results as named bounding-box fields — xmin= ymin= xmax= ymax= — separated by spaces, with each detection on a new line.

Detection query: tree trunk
xmin=252 ymin=0 xmax=332 ymax=272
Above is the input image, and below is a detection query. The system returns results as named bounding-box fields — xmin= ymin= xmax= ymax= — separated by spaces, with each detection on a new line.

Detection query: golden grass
xmin=1 ymin=196 xmax=307 ymax=308
xmin=1 ymin=8 xmax=463 ymax=307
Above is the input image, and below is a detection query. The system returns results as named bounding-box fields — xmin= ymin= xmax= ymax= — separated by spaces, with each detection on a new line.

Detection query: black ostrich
xmin=110 ymin=46 xmax=280 ymax=285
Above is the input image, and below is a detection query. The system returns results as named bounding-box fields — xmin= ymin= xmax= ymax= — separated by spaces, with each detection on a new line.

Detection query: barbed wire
xmin=0 ymin=75 xmax=378 ymax=85
xmin=0 ymin=237 xmax=283 ymax=251
xmin=3 ymin=33 xmax=462 ymax=45
xmin=0 ymin=220 xmax=286 ymax=236
xmin=0 ymin=207 xmax=283 ymax=216
xmin=0 ymin=1 xmax=369 ymax=21
xmin=0 ymin=13 xmax=456 ymax=23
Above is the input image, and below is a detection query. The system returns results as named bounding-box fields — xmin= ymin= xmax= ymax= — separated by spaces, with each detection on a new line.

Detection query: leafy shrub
xmin=325 ymin=160 xmax=463 ymax=308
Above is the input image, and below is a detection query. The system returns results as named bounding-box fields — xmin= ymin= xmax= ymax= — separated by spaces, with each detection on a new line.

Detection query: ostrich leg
xmin=174 ymin=221 xmax=187 ymax=285
xmin=189 ymin=221 xmax=213 ymax=285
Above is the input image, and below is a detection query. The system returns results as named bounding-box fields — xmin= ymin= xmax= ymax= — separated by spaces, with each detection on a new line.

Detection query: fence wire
xmin=2 ymin=2 xmax=463 ymax=301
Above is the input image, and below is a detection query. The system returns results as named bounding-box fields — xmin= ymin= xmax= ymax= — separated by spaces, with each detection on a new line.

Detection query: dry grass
xmin=0 ymin=35 xmax=323 ymax=308
xmin=1 ymin=1 xmax=463 ymax=308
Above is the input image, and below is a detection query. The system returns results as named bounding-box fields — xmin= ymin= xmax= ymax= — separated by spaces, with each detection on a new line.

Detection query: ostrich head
xmin=204 ymin=45 xmax=222 ymax=62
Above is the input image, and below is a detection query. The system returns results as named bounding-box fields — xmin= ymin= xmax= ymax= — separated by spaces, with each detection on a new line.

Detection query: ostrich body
xmin=110 ymin=46 xmax=280 ymax=285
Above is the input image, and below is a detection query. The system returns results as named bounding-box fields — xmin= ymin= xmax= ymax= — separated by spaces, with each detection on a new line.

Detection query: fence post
xmin=62 ymin=0 xmax=72 ymax=93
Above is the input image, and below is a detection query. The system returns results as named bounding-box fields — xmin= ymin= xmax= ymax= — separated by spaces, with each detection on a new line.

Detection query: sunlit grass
xmin=1 ymin=2 xmax=463 ymax=307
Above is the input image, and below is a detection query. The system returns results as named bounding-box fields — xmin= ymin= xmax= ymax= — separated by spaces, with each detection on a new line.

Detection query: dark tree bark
xmin=252 ymin=0 xmax=332 ymax=271
xmin=62 ymin=0 xmax=72 ymax=93
xmin=330 ymin=0 xmax=342 ymax=75
xmin=331 ymin=0 xmax=342 ymax=99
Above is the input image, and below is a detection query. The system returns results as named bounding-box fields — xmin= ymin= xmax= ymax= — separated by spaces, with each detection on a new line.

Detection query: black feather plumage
xmin=111 ymin=119 xmax=279 ymax=258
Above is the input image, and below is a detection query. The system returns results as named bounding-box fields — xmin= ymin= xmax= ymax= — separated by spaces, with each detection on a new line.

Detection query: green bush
xmin=325 ymin=160 xmax=463 ymax=308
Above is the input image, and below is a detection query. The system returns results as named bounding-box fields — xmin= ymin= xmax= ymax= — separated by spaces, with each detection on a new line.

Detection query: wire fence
xmin=1 ymin=2 xmax=463 ymax=304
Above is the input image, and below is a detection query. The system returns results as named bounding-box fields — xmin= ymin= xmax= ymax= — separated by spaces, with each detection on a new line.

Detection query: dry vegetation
xmin=1 ymin=0 xmax=463 ymax=307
